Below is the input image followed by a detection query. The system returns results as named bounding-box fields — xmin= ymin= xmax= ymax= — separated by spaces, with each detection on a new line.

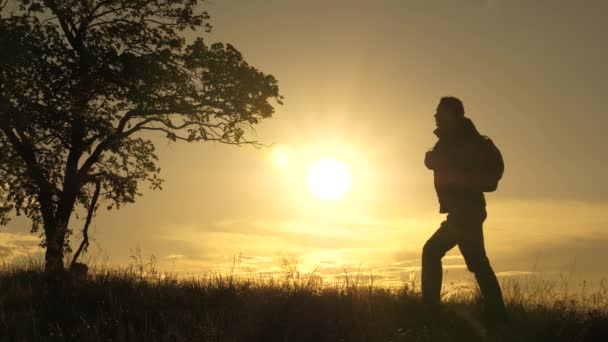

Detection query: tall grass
xmin=0 ymin=258 xmax=606 ymax=341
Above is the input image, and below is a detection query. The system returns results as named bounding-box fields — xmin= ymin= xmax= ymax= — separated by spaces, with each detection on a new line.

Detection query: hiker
xmin=422 ymin=96 xmax=507 ymax=322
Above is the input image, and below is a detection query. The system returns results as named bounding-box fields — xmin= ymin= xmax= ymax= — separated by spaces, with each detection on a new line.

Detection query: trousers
xmin=421 ymin=207 xmax=507 ymax=319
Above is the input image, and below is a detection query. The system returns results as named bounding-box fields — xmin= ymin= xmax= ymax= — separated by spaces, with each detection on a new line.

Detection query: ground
xmin=1 ymin=263 xmax=607 ymax=341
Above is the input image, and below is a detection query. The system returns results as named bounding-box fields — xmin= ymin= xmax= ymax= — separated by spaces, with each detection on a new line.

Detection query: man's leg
xmin=422 ymin=221 xmax=458 ymax=307
xmin=474 ymin=263 xmax=507 ymax=321
xmin=451 ymin=209 xmax=507 ymax=321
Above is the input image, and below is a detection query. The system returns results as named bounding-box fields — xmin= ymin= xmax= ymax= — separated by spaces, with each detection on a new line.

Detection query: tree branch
xmin=77 ymin=108 xmax=140 ymax=177
xmin=70 ymin=178 xmax=100 ymax=268
xmin=0 ymin=126 xmax=55 ymax=224
xmin=0 ymin=0 xmax=9 ymax=12
xmin=43 ymin=0 xmax=79 ymax=49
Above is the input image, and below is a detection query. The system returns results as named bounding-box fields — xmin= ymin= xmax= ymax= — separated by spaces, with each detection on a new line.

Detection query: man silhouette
xmin=422 ymin=97 xmax=507 ymax=322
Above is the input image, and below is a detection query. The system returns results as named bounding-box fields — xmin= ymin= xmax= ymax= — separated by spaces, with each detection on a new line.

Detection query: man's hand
xmin=425 ymin=149 xmax=436 ymax=170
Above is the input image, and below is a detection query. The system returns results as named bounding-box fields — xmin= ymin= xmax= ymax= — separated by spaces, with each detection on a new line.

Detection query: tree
xmin=0 ymin=0 xmax=282 ymax=272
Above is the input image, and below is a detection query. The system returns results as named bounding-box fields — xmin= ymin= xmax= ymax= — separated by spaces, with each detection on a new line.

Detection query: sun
xmin=307 ymin=159 xmax=352 ymax=201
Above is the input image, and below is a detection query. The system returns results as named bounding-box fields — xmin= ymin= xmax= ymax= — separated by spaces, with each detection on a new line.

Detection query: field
xmin=1 ymin=260 xmax=607 ymax=342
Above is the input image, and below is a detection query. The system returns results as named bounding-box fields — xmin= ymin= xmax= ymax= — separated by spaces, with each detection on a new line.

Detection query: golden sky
xmin=3 ymin=0 xmax=608 ymax=284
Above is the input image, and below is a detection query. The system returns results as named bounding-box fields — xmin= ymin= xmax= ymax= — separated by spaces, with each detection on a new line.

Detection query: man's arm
xmin=424 ymin=141 xmax=447 ymax=170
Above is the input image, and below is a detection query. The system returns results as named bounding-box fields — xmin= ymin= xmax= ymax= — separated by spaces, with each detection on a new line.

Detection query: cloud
xmin=443 ymin=264 xmax=468 ymax=270
xmin=506 ymin=232 xmax=608 ymax=278
xmin=130 ymin=198 xmax=608 ymax=285
xmin=402 ymin=266 xmax=422 ymax=272
xmin=152 ymin=215 xmax=483 ymax=284
xmin=496 ymin=271 xmax=536 ymax=277
xmin=239 ymin=255 xmax=273 ymax=262
xmin=0 ymin=232 xmax=42 ymax=261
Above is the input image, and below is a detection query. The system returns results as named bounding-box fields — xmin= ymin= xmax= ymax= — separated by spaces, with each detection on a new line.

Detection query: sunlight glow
xmin=272 ymin=146 xmax=291 ymax=169
xmin=307 ymin=159 xmax=352 ymax=201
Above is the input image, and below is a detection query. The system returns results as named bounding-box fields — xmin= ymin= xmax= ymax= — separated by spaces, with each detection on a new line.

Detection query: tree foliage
xmin=0 ymin=0 xmax=281 ymax=270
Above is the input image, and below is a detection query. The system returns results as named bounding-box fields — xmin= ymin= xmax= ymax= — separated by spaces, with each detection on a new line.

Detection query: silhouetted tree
xmin=0 ymin=0 xmax=281 ymax=272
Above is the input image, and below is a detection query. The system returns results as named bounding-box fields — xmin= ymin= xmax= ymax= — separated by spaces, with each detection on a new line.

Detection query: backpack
xmin=478 ymin=136 xmax=504 ymax=192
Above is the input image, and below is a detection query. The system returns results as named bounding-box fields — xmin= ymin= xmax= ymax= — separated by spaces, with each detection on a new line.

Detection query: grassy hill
xmin=0 ymin=263 xmax=607 ymax=341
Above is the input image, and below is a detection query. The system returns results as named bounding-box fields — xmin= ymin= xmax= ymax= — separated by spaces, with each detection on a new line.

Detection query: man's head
xmin=435 ymin=96 xmax=465 ymax=130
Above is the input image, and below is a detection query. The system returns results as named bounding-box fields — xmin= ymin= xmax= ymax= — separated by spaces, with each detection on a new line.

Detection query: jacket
xmin=424 ymin=117 xmax=487 ymax=213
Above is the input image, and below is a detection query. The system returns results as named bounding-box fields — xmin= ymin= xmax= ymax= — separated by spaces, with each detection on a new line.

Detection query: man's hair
xmin=439 ymin=96 xmax=465 ymax=116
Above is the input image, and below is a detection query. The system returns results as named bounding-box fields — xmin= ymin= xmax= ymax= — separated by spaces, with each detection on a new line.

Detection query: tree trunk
xmin=44 ymin=218 xmax=69 ymax=273
xmin=44 ymin=170 xmax=79 ymax=273
xmin=45 ymin=238 xmax=64 ymax=272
